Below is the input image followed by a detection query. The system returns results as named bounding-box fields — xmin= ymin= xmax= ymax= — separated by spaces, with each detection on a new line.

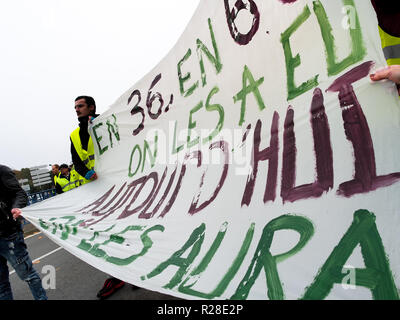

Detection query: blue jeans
xmin=0 ymin=230 xmax=47 ymax=300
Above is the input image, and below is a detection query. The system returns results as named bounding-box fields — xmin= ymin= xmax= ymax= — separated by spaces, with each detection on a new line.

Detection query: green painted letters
xmin=92 ymin=122 xmax=108 ymax=156
xmin=233 ymin=65 xmax=266 ymax=126
xmin=202 ymin=86 xmax=225 ymax=144
xmin=313 ymin=0 xmax=366 ymax=76
xmin=231 ymin=215 xmax=314 ymax=300
xmin=281 ymin=5 xmax=319 ymax=101
xmin=196 ymin=18 xmax=223 ymax=87
xmin=187 ymin=101 xmax=203 ymax=149
xmin=172 ymin=121 xmax=185 ymax=154
xmin=128 ymin=144 xmax=142 ymax=177
xmin=178 ymin=222 xmax=255 ymax=299
xmin=178 ymin=48 xmax=199 ymax=98
xmin=178 ymin=18 xmax=222 ymax=98
xmin=106 ymin=114 xmax=120 ymax=148
xmin=142 ymin=132 xmax=158 ymax=172
xmin=142 ymin=223 xmax=206 ymax=289
xmin=302 ymin=210 xmax=399 ymax=300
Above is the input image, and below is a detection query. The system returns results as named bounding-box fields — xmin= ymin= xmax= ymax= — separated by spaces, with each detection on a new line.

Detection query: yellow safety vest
xmin=379 ymin=26 xmax=400 ymax=66
xmin=70 ymin=168 xmax=84 ymax=187
xmin=70 ymin=127 xmax=95 ymax=185
xmin=56 ymin=176 xmax=76 ymax=192
xmin=53 ymin=172 xmax=60 ymax=186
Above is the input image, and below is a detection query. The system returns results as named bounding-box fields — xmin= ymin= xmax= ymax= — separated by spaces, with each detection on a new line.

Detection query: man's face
xmin=75 ymin=98 xmax=94 ymax=118
xmin=61 ymin=167 xmax=69 ymax=176
xmin=52 ymin=165 xmax=59 ymax=175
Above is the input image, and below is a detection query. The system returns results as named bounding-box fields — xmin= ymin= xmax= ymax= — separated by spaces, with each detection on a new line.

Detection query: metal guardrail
xmin=27 ymin=188 xmax=57 ymax=205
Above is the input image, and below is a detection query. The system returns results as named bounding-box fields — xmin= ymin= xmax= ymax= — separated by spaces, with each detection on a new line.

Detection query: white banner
xmin=23 ymin=0 xmax=400 ymax=300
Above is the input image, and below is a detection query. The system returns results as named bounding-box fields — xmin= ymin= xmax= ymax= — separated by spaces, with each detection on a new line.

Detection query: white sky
xmin=0 ymin=0 xmax=199 ymax=170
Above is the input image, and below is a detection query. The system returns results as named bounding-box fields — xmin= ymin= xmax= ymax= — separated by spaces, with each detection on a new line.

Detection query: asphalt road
xmin=8 ymin=225 xmax=181 ymax=301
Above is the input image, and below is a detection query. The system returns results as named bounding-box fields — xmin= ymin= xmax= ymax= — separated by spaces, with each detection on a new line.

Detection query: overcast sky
xmin=0 ymin=0 xmax=199 ymax=170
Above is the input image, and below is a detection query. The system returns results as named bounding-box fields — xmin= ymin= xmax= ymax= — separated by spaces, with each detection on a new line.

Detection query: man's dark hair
xmin=59 ymin=164 xmax=69 ymax=170
xmin=75 ymin=96 xmax=96 ymax=114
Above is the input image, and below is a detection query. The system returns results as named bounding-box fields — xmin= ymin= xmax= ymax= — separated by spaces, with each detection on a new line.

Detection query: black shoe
xmin=96 ymin=278 xmax=125 ymax=299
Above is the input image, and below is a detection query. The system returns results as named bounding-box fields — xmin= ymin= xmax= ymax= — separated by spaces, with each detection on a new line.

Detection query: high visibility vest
xmin=53 ymin=172 xmax=60 ymax=186
xmin=379 ymin=26 xmax=400 ymax=66
xmin=70 ymin=127 xmax=95 ymax=185
xmin=56 ymin=176 xmax=76 ymax=192
xmin=70 ymin=168 xmax=84 ymax=187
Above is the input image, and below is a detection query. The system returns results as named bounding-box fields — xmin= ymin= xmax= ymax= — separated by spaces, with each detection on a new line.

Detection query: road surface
xmin=8 ymin=226 xmax=181 ymax=300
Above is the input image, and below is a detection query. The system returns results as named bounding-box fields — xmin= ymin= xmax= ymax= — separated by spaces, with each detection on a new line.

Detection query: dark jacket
xmin=0 ymin=165 xmax=28 ymax=237
xmin=371 ymin=0 xmax=400 ymax=37
xmin=55 ymin=174 xmax=65 ymax=194
xmin=70 ymin=114 xmax=99 ymax=178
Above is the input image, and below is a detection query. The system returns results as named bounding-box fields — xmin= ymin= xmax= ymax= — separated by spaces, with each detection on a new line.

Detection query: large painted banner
xmin=24 ymin=0 xmax=400 ymax=300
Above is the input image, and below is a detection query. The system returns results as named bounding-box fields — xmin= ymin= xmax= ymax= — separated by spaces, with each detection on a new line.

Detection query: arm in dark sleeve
xmin=71 ymin=138 xmax=90 ymax=178
xmin=1 ymin=167 xmax=28 ymax=209
xmin=55 ymin=182 xmax=63 ymax=194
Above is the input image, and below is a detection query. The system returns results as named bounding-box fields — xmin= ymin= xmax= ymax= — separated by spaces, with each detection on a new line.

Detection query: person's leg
xmin=6 ymin=231 xmax=47 ymax=300
xmin=0 ymin=254 xmax=13 ymax=300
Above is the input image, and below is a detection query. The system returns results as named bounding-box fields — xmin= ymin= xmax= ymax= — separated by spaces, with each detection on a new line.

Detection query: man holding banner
xmin=70 ymin=96 xmax=128 ymax=299
xmin=70 ymin=96 xmax=98 ymax=184
xmin=0 ymin=165 xmax=47 ymax=300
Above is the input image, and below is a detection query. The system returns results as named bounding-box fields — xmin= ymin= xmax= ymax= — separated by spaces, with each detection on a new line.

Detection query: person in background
xmin=0 ymin=164 xmax=47 ymax=300
xmin=51 ymin=164 xmax=60 ymax=190
xmin=55 ymin=164 xmax=76 ymax=194
xmin=70 ymin=96 xmax=131 ymax=299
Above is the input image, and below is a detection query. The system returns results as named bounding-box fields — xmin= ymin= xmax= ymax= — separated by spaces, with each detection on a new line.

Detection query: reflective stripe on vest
xmin=70 ymin=169 xmax=83 ymax=187
xmin=379 ymin=26 xmax=400 ymax=66
xmin=70 ymin=169 xmax=85 ymax=187
xmin=57 ymin=177 xmax=76 ymax=192
xmin=70 ymin=127 xmax=95 ymax=171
